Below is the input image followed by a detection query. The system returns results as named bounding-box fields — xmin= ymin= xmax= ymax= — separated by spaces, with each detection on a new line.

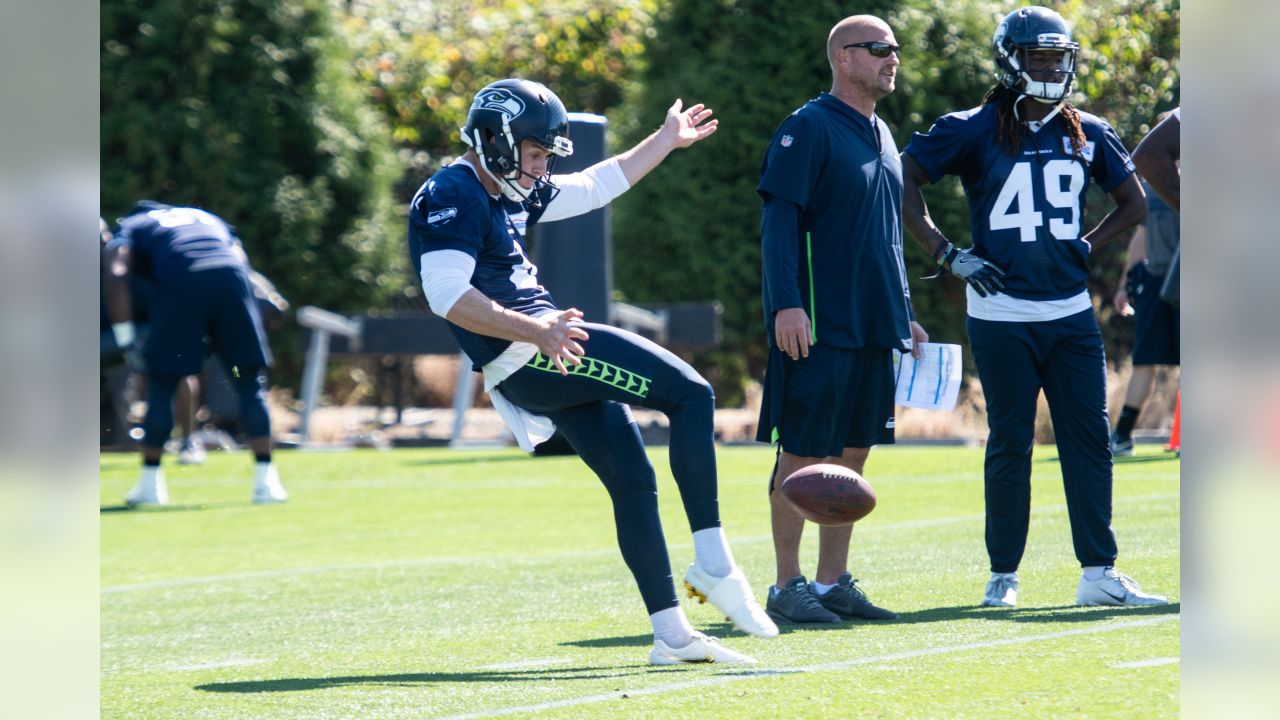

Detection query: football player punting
xmin=410 ymin=79 xmax=776 ymax=665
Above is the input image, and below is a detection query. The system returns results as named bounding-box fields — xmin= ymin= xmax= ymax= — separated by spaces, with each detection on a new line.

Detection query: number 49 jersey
xmin=904 ymin=103 xmax=1135 ymax=301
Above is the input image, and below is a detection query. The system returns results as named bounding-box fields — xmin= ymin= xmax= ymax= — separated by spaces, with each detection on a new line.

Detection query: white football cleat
xmin=684 ymin=563 xmax=779 ymax=638
xmin=649 ymin=632 xmax=757 ymax=666
xmin=177 ymin=438 xmax=207 ymax=465
xmin=981 ymin=573 xmax=1019 ymax=607
xmin=252 ymin=464 xmax=288 ymax=504
xmin=124 ymin=470 xmax=170 ymax=506
xmin=1077 ymin=568 xmax=1168 ymax=606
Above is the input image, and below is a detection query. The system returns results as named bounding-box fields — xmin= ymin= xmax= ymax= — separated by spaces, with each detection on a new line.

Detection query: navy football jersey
xmin=757 ymin=93 xmax=913 ymax=351
xmin=904 ymin=104 xmax=1135 ymax=300
xmin=408 ymin=163 xmax=558 ymax=368
xmin=112 ymin=201 xmax=250 ymax=283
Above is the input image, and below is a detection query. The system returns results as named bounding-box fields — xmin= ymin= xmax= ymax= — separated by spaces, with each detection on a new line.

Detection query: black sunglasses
xmin=842 ymin=41 xmax=900 ymax=58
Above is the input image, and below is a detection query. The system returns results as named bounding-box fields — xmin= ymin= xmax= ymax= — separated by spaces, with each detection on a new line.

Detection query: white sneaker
xmin=1077 ymin=568 xmax=1168 ymax=606
xmin=649 ymin=632 xmax=757 ymax=666
xmin=177 ymin=438 xmax=207 ymax=465
xmin=684 ymin=563 xmax=779 ymax=638
xmin=252 ymin=464 xmax=288 ymax=504
xmin=124 ymin=469 xmax=170 ymax=506
xmin=982 ymin=573 xmax=1019 ymax=607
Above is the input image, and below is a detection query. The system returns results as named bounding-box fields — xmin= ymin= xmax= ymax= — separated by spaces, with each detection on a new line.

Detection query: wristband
xmin=935 ymin=241 xmax=954 ymax=266
xmin=111 ymin=321 xmax=136 ymax=349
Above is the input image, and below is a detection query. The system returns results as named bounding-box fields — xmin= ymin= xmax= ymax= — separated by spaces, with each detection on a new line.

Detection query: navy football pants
xmin=142 ymin=368 xmax=271 ymax=450
xmin=497 ymin=323 xmax=720 ymax=614
xmin=968 ymin=309 xmax=1118 ymax=573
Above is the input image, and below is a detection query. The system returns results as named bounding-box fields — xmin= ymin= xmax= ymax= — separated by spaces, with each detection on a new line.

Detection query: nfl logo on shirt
xmin=1062 ymin=137 xmax=1097 ymax=162
xmin=780 ymin=134 xmax=794 ymax=148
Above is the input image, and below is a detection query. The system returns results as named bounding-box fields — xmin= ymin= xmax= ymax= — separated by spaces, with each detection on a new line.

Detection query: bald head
xmin=827 ymin=15 xmax=892 ymax=70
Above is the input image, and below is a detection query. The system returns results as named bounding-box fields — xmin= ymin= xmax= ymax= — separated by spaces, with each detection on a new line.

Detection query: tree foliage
xmin=333 ymin=0 xmax=659 ymax=201
xmin=102 ymin=0 xmax=1178 ymax=401
xmin=102 ymin=0 xmax=403 ymax=322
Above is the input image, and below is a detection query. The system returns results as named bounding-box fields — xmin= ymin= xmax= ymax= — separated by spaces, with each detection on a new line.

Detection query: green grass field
xmin=101 ymin=444 xmax=1179 ymax=719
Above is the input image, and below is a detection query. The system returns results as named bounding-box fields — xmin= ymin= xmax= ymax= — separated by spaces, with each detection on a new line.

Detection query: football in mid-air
xmin=781 ymin=464 xmax=877 ymax=526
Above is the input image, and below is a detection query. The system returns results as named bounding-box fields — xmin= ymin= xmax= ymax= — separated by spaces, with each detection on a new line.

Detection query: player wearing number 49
xmin=901 ymin=6 xmax=1168 ymax=608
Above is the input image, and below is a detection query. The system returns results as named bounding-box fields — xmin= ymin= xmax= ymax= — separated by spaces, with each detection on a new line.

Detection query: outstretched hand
xmin=664 ymin=99 xmax=718 ymax=149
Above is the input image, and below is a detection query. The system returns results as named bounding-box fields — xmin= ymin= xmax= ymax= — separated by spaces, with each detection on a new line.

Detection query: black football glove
xmin=937 ymin=242 xmax=1007 ymax=297
xmin=1124 ymin=263 xmax=1143 ymax=299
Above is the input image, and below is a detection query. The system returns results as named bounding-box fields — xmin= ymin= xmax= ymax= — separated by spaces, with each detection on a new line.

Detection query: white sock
xmin=1082 ymin=566 xmax=1110 ymax=582
xmin=254 ymin=461 xmax=276 ymax=485
xmin=650 ymin=606 xmax=695 ymax=648
xmin=812 ymin=580 xmax=836 ymax=596
xmin=692 ymin=527 xmax=734 ymax=578
xmin=140 ymin=465 xmax=162 ymax=486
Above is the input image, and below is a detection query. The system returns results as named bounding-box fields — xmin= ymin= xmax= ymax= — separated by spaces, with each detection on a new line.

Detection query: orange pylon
xmin=1166 ymin=391 xmax=1181 ymax=452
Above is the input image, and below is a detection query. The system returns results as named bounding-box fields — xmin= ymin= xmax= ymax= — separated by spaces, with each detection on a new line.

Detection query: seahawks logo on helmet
xmin=473 ymin=89 xmax=525 ymax=119
xmin=993 ymin=22 xmax=1008 ymax=49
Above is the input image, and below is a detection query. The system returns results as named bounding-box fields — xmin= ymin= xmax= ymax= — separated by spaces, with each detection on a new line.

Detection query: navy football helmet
xmin=460 ymin=78 xmax=573 ymax=204
xmin=992 ymin=6 xmax=1079 ymax=104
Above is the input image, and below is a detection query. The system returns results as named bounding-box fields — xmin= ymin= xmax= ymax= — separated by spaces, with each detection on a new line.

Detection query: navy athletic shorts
xmin=755 ymin=343 xmax=896 ymax=457
xmin=1130 ymin=264 xmax=1180 ymax=366
xmin=145 ymin=267 xmax=271 ymax=376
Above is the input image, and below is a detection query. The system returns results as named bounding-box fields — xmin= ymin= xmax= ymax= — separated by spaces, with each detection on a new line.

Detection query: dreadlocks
xmin=981 ymin=85 xmax=1088 ymax=160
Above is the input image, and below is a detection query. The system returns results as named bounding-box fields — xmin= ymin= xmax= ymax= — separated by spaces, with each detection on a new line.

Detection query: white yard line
xmin=101 ymin=492 xmax=1177 ymax=595
xmin=166 ymin=658 xmax=266 ymax=672
xmin=436 ymin=615 xmax=1181 ymax=720
xmin=479 ymin=658 xmax=574 ymax=671
xmin=1111 ymin=656 xmax=1179 ymax=669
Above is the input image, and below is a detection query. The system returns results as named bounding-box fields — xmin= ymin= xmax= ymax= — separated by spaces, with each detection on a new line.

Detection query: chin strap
xmin=461 ymin=127 xmax=564 ymax=207
xmin=1013 ymin=93 xmax=1067 ymax=126
xmin=482 ymin=161 xmax=560 ymax=208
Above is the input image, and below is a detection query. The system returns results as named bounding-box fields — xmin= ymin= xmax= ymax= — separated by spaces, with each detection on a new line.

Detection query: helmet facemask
xmin=462 ymin=122 xmax=573 ymax=206
xmin=1009 ymin=46 xmax=1077 ymax=104
xmin=992 ymin=8 xmax=1080 ymax=108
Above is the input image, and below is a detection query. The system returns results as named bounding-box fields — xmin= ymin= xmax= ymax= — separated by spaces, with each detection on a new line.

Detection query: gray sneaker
xmin=765 ymin=576 xmax=841 ymax=624
xmin=813 ymin=573 xmax=898 ymax=620
xmin=982 ymin=572 xmax=1019 ymax=607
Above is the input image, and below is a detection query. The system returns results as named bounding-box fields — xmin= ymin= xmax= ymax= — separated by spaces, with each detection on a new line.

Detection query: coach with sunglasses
xmin=756 ymin=15 xmax=927 ymax=624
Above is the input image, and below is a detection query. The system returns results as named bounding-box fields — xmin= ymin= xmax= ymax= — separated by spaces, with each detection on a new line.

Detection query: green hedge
xmin=102 ymin=0 xmax=402 ymax=377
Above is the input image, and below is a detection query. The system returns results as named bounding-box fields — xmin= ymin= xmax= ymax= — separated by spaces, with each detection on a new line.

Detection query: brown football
xmin=781 ymin=463 xmax=877 ymax=526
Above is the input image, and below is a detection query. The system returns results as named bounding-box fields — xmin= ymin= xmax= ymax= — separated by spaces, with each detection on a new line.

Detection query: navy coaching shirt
xmin=408 ymin=163 xmax=557 ymax=368
xmin=758 ymin=93 xmax=913 ymax=352
xmin=903 ymin=103 xmax=1135 ymax=300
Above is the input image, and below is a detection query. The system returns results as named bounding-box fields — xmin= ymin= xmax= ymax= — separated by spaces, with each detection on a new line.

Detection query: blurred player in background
xmin=756 ymin=15 xmax=925 ymax=625
xmin=901 ymin=7 xmax=1168 ymax=607
xmin=99 ymin=218 xmax=201 ymax=461
xmin=1132 ymin=107 xmax=1180 ymax=213
xmin=412 ymin=78 xmax=777 ymax=665
xmin=103 ymin=201 xmax=287 ymax=506
xmin=1110 ymin=174 xmax=1179 ymax=456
